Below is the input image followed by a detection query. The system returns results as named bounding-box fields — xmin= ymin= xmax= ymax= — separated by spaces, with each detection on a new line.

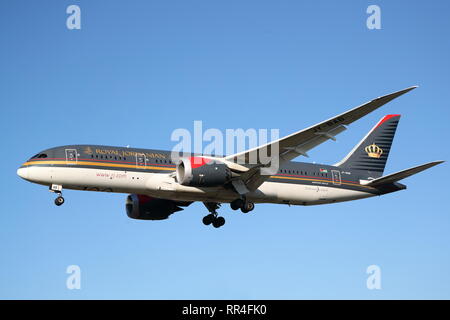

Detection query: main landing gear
xmin=202 ymin=199 xmax=255 ymax=228
xmin=230 ymin=198 xmax=255 ymax=213
xmin=50 ymin=184 xmax=65 ymax=206
xmin=202 ymin=202 xmax=226 ymax=228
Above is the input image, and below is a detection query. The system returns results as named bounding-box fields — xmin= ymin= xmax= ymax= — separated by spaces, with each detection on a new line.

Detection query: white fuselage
xmin=18 ymin=165 xmax=375 ymax=206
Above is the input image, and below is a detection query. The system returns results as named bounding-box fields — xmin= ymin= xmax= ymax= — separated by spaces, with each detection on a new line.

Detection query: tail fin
xmin=334 ymin=114 xmax=401 ymax=177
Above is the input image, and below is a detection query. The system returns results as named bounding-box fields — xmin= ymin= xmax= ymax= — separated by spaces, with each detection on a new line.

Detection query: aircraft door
xmin=331 ymin=170 xmax=341 ymax=185
xmin=65 ymin=149 xmax=78 ymax=164
xmin=136 ymin=153 xmax=147 ymax=168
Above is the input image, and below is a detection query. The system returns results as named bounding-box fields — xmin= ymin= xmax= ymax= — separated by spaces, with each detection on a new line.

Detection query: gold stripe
xmin=23 ymin=160 xmax=174 ymax=171
xmin=24 ymin=160 xmax=373 ymax=189
xmin=270 ymin=175 xmax=374 ymax=190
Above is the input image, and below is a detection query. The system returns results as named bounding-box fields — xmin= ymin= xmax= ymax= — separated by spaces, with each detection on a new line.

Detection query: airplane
xmin=17 ymin=86 xmax=444 ymax=228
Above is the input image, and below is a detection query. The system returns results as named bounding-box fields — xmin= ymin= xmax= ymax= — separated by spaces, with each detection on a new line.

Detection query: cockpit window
xmin=29 ymin=153 xmax=48 ymax=160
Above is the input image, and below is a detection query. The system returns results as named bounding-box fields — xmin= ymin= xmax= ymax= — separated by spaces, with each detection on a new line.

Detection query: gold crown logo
xmin=365 ymin=143 xmax=383 ymax=158
xmin=84 ymin=146 xmax=93 ymax=155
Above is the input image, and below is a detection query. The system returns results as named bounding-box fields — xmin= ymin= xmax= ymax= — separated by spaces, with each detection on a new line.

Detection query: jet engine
xmin=176 ymin=157 xmax=232 ymax=187
xmin=125 ymin=194 xmax=191 ymax=220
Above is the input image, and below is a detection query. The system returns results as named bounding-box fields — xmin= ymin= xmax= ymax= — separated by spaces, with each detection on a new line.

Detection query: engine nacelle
xmin=176 ymin=157 xmax=231 ymax=187
xmin=126 ymin=194 xmax=185 ymax=220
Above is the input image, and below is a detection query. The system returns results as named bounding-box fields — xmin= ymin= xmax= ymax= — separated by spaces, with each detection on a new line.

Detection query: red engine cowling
xmin=176 ymin=157 xmax=231 ymax=187
xmin=126 ymin=194 xmax=191 ymax=220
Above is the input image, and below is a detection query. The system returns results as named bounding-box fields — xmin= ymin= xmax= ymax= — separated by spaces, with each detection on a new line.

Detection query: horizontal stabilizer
xmin=362 ymin=161 xmax=444 ymax=186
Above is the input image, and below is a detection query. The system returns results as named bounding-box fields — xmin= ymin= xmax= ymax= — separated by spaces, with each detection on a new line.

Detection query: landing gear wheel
xmin=54 ymin=196 xmax=65 ymax=206
xmin=241 ymin=202 xmax=254 ymax=213
xmin=202 ymin=202 xmax=226 ymax=228
xmin=202 ymin=214 xmax=215 ymax=226
xmin=212 ymin=216 xmax=225 ymax=228
xmin=230 ymin=199 xmax=244 ymax=210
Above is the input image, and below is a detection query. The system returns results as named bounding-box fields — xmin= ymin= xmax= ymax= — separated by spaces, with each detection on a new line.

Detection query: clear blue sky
xmin=1 ymin=0 xmax=449 ymax=299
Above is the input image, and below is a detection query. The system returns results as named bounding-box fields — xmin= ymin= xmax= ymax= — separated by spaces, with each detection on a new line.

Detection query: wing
xmin=226 ymin=86 xmax=417 ymax=165
xmin=224 ymin=86 xmax=417 ymax=192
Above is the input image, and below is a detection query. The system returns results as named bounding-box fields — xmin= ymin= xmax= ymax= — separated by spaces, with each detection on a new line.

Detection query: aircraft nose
xmin=17 ymin=167 xmax=29 ymax=180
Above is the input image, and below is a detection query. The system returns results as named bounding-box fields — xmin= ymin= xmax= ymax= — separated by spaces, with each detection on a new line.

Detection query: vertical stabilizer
xmin=334 ymin=115 xmax=401 ymax=177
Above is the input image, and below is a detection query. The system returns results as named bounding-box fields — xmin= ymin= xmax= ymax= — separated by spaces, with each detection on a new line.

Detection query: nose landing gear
xmin=54 ymin=195 xmax=65 ymax=206
xmin=50 ymin=184 xmax=65 ymax=206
